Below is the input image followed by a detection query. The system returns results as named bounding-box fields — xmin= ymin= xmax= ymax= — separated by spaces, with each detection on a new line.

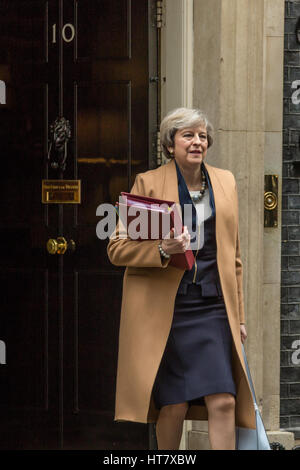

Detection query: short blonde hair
xmin=160 ymin=107 xmax=214 ymax=160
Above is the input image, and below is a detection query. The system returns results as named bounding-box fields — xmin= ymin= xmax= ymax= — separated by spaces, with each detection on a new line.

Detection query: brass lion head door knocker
xmin=47 ymin=117 xmax=71 ymax=171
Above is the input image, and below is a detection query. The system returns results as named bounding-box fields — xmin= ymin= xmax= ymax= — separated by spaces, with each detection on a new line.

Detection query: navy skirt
xmin=152 ymin=283 xmax=236 ymax=409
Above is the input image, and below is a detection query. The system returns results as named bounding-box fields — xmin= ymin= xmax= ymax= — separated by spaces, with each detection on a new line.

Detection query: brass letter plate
xmin=42 ymin=180 xmax=81 ymax=204
xmin=264 ymin=175 xmax=278 ymax=228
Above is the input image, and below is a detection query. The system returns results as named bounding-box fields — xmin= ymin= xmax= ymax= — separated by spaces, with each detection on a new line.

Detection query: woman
xmin=107 ymin=108 xmax=255 ymax=450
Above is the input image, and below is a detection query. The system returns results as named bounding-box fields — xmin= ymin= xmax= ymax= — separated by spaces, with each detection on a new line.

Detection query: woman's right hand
xmin=161 ymin=226 xmax=191 ymax=255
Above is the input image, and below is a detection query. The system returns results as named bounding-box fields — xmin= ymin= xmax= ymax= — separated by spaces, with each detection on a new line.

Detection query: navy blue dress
xmin=152 ymin=161 xmax=236 ymax=409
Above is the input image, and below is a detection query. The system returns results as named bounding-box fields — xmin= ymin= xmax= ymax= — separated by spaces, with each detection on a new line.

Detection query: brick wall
xmin=281 ymin=0 xmax=300 ymax=438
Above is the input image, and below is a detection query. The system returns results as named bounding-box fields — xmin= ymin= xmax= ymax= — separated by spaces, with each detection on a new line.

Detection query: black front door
xmin=0 ymin=0 xmax=158 ymax=450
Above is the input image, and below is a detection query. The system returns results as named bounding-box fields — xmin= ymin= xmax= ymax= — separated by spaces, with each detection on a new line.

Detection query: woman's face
xmin=168 ymin=124 xmax=208 ymax=168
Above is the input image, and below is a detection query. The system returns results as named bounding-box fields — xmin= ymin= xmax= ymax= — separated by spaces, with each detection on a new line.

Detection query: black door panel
xmin=0 ymin=0 xmax=156 ymax=450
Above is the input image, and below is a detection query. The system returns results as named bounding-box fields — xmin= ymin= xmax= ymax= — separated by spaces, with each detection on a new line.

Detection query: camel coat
xmin=107 ymin=158 xmax=256 ymax=429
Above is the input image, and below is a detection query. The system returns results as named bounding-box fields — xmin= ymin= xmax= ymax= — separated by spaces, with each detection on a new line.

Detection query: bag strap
xmin=241 ymin=344 xmax=258 ymax=409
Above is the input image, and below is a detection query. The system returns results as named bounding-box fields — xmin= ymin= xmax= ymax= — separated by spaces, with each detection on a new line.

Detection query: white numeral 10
xmin=52 ymin=23 xmax=76 ymax=43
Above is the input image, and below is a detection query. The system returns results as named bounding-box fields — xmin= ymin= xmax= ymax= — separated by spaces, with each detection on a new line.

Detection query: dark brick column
xmin=281 ymin=0 xmax=300 ymax=438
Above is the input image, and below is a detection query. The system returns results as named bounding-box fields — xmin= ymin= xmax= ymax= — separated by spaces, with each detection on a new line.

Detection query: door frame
xmin=161 ymin=0 xmax=194 ymax=119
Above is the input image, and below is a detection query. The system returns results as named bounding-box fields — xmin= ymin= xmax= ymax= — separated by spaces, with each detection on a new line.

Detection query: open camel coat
xmin=107 ymin=158 xmax=256 ymax=429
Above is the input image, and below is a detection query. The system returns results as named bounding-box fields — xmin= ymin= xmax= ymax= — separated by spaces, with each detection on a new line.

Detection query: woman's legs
xmin=204 ymin=393 xmax=236 ymax=450
xmin=155 ymin=393 xmax=235 ymax=450
xmin=155 ymin=402 xmax=189 ymax=450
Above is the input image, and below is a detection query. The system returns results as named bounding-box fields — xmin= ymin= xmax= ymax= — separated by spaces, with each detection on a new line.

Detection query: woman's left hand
xmin=240 ymin=324 xmax=247 ymax=344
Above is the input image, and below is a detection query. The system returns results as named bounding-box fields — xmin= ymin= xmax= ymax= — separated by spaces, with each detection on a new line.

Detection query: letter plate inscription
xmin=42 ymin=180 xmax=81 ymax=204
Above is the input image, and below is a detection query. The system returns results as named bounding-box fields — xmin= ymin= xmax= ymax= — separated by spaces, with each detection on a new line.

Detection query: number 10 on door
xmin=52 ymin=23 xmax=75 ymax=43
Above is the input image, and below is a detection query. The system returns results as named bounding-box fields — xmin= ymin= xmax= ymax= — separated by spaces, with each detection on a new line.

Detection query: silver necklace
xmin=189 ymin=170 xmax=206 ymax=203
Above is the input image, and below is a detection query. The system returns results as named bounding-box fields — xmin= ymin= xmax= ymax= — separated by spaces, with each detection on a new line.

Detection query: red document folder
xmin=115 ymin=192 xmax=195 ymax=270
